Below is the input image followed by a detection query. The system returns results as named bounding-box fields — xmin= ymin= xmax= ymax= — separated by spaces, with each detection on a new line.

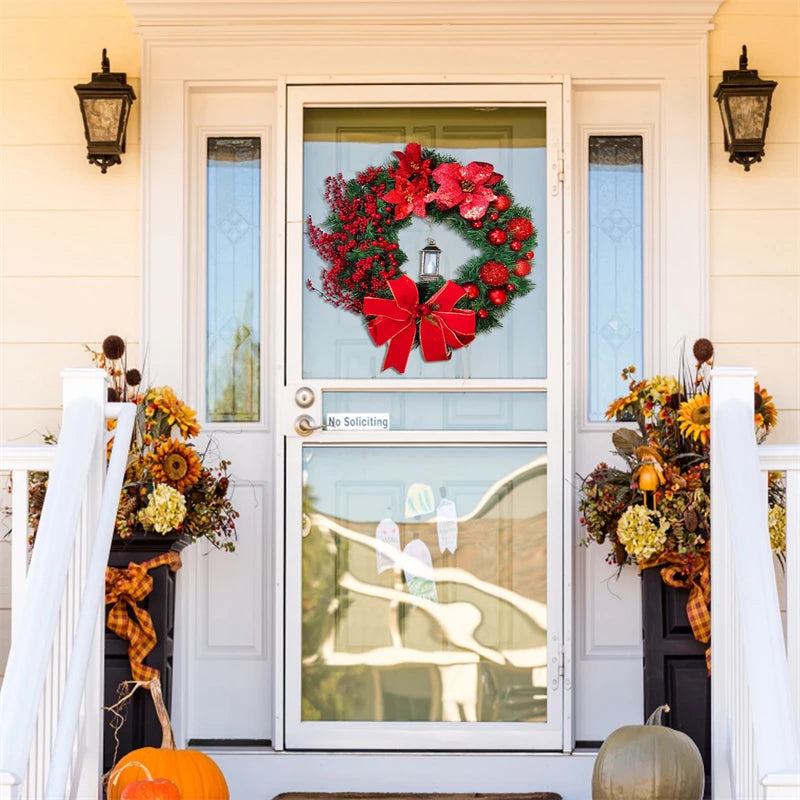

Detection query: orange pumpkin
xmin=107 ymin=678 xmax=229 ymax=800
xmin=121 ymin=777 xmax=181 ymax=800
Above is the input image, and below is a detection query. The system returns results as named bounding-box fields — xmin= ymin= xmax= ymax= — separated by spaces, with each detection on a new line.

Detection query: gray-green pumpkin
xmin=592 ymin=705 xmax=705 ymax=800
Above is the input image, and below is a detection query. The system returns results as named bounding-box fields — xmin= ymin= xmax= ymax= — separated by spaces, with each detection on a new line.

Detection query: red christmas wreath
xmin=307 ymin=143 xmax=537 ymax=373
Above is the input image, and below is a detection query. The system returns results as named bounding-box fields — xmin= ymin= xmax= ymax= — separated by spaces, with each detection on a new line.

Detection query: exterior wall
xmin=708 ymin=0 xmax=800 ymax=443
xmin=0 ymin=0 xmax=141 ymax=678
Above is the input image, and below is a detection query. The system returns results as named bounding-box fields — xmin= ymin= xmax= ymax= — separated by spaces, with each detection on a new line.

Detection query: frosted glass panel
xmin=587 ymin=135 xmax=643 ymax=422
xmin=302 ymin=107 xmax=548 ymax=380
xmin=301 ymin=445 xmax=548 ymax=722
xmin=206 ymin=137 xmax=261 ymax=422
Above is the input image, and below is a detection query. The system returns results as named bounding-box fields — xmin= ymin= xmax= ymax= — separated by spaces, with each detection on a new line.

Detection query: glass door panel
xmin=301 ymin=445 xmax=548 ymax=724
xmin=284 ymin=83 xmax=564 ymax=751
xmin=301 ymin=106 xmax=548 ymax=381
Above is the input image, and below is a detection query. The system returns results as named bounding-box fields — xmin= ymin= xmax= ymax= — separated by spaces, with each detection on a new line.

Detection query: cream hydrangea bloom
xmin=769 ymin=504 xmax=786 ymax=554
xmin=137 ymin=483 xmax=187 ymax=534
xmin=616 ymin=504 xmax=669 ymax=563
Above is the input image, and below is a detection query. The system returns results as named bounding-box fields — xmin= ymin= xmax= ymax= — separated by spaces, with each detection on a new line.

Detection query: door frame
xmin=276 ymin=79 xmax=573 ymax=751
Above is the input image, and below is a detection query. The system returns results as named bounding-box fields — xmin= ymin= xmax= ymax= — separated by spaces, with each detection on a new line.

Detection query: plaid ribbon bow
xmin=105 ymin=552 xmax=182 ymax=682
xmin=642 ymin=549 xmax=711 ymax=673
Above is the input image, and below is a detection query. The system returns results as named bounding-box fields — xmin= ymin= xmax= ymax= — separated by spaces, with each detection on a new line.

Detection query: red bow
xmin=363 ymin=276 xmax=476 ymax=373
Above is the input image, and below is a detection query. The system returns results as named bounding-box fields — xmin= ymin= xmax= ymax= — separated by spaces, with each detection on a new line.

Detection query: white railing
xmin=0 ymin=369 xmax=136 ymax=800
xmin=711 ymin=367 xmax=800 ymax=800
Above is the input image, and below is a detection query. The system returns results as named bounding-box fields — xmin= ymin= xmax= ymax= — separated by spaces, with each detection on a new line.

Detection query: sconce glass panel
xmin=206 ymin=137 xmax=261 ymax=423
xmin=82 ymin=97 xmax=123 ymax=142
xmin=729 ymin=95 xmax=769 ymax=139
xmin=587 ymin=135 xmax=643 ymax=423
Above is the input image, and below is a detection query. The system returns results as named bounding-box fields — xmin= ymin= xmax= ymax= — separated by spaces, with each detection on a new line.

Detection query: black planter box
xmin=641 ymin=566 xmax=711 ymax=798
xmin=103 ymin=531 xmax=189 ymax=775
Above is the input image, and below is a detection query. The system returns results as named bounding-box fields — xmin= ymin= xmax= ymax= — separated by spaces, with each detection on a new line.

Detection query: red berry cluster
xmin=306 ymin=174 xmax=402 ymax=312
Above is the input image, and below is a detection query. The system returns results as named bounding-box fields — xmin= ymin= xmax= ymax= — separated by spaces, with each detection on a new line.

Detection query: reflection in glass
xmin=301 ymin=446 xmax=548 ymax=723
xmin=322 ymin=391 xmax=547 ymax=431
xmin=206 ymin=137 xmax=261 ymax=422
xmin=587 ymin=135 xmax=643 ymax=422
xmin=302 ymin=107 xmax=548 ymax=380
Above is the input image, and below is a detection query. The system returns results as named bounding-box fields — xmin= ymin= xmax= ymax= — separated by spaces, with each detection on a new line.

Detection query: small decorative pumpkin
xmin=592 ymin=704 xmax=704 ymax=800
xmin=121 ymin=776 xmax=181 ymax=800
xmin=107 ymin=678 xmax=229 ymax=800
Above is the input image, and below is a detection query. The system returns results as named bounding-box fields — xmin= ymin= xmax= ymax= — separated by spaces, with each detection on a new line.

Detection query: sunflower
xmin=145 ymin=437 xmax=202 ymax=492
xmin=145 ymin=386 xmax=201 ymax=438
xmin=754 ymin=382 xmax=778 ymax=430
xmin=678 ymin=393 xmax=711 ymax=444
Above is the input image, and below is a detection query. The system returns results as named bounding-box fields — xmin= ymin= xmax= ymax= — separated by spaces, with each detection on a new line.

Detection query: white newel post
xmin=712 ymin=367 xmax=800 ymax=799
xmin=60 ymin=369 xmax=107 ymax=800
xmin=710 ymin=367 xmax=754 ymax=800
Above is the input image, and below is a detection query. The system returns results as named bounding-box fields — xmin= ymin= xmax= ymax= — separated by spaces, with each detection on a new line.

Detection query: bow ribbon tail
xmin=378 ymin=320 xmax=417 ymax=373
xmin=643 ymin=550 xmax=711 ymax=673
xmin=105 ymin=551 xmax=182 ymax=682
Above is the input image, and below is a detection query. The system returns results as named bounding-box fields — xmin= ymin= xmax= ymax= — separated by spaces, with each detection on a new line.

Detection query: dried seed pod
xmin=692 ymin=338 xmax=714 ymax=364
xmin=684 ymin=510 xmax=699 ymax=532
xmin=102 ymin=335 xmax=126 ymax=360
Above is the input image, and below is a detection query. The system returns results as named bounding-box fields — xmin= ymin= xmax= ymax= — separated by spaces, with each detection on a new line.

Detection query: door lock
xmin=295 ymin=415 xmax=326 ymax=436
xmin=295 ymin=386 xmax=315 ymax=408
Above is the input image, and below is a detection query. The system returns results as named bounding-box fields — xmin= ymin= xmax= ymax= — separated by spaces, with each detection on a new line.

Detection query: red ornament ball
xmin=506 ymin=283 xmax=516 ymax=292
xmin=488 ymin=288 xmax=508 ymax=305
xmin=488 ymin=211 xmax=500 ymax=222
xmin=487 ymin=229 xmax=508 ymax=245
xmin=513 ymin=259 xmax=532 ymax=277
xmin=507 ymin=217 xmax=535 ymax=241
xmin=477 ymin=308 xmax=489 ymax=319
xmin=525 ymin=251 xmax=534 ymax=260
xmin=463 ymin=282 xmax=480 ymax=299
xmin=479 ymin=261 xmax=510 ymax=287
xmin=509 ymin=240 xmax=522 ymax=252
xmin=492 ymin=194 xmax=512 ymax=212
xmin=471 ymin=220 xmax=483 ymax=229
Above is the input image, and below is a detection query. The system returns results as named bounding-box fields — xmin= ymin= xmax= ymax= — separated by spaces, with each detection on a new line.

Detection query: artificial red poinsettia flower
xmin=381 ymin=176 xmax=430 ymax=220
xmin=425 ymin=161 xmax=501 ymax=220
xmin=392 ymin=142 xmax=432 ymax=182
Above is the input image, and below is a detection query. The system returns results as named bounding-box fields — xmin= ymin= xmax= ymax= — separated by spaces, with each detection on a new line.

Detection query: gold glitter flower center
xmin=164 ymin=453 xmax=189 ymax=481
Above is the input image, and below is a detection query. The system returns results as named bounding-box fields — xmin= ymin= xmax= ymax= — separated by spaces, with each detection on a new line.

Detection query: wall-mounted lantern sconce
xmin=713 ymin=45 xmax=777 ymax=171
xmin=74 ymin=49 xmax=136 ymax=173
xmin=419 ymin=239 xmax=442 ymax=282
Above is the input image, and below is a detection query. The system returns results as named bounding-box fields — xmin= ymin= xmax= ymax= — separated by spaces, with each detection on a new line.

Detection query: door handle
xmin=295 ymin=415 xmax=327 ymax=436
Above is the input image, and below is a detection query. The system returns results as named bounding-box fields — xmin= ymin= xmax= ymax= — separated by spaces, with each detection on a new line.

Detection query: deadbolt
xmin=295 ymin=386 xmax=315 ymax=408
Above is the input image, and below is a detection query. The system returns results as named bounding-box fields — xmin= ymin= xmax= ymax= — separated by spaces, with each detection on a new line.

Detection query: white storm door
xmin=282 ymin=83 xmax=566 ymax=750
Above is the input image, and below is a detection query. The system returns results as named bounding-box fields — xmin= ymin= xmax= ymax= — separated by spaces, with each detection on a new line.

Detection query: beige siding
xmin=709 ymin=0 xmax=800 ymax=445
xmin=0 ymin=0 xmax=141 ymax=680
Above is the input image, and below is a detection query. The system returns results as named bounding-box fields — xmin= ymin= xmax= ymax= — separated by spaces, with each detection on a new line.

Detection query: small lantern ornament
xmin=74 ymin=49 xmax=136 ymax=173
xmin=419 ymin=239 xmax=442 ymax=282
xmin=713 ymin=45 xmax=777 ymax=171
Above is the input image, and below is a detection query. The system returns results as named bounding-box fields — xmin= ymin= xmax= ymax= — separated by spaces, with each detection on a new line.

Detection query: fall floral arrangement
xmin=578 ymin=339 xmax=785 ymax=649
xmin=28 ymin=335 xmax=237 ymax=552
